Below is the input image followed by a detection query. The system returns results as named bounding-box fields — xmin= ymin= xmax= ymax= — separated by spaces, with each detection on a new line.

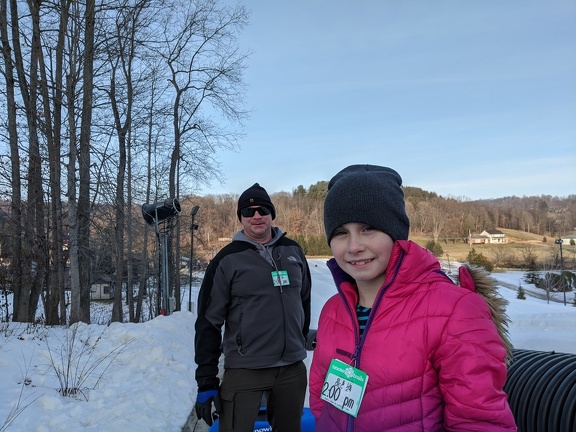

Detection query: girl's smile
xmin=330 ymin=223 xmax=394 ymax=306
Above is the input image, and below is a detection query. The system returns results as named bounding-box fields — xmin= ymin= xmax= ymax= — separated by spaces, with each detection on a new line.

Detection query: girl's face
xmin=330 ymin=223 xmax=394 ymax=290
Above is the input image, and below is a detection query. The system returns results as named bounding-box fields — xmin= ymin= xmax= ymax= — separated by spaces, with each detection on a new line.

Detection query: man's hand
xmin=195 ymin=389 xmax=221 ymax=426
xmin=305 ymin=329 xmax=317 ymax=350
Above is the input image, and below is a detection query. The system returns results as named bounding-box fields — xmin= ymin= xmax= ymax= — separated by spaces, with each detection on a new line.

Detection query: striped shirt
xmin=356 ymin=304 xmax=371 ymax=336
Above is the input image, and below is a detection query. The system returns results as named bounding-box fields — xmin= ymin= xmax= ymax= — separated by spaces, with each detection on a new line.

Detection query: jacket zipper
xmin=340 ymin=250 xmax=405 ymax=432
xmin=269 ymin=245 xmax=287 ymax=356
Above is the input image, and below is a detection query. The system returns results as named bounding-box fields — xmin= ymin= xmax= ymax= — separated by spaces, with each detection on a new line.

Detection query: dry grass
xmin=411 ymin=229 xmax=576 ymax=269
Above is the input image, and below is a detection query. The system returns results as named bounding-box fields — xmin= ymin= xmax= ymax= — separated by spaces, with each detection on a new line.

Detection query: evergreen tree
xmin=466 ymin=248 xmax=494 ymax=272
xmin=425 ymin=240 xmax=444 ymax=257
xmin=516 ymin=284 xmax=526 ymax=300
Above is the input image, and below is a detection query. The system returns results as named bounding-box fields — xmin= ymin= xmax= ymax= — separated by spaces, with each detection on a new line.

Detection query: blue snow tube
xmin=208 ymin=407 xmax=315 ymax=432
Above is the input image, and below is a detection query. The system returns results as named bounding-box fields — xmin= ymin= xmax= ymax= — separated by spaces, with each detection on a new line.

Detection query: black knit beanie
xmin=324 ymin=165 xmax=410 ymax=244
xmin=237 ymin=183 xmax=276 ymax=220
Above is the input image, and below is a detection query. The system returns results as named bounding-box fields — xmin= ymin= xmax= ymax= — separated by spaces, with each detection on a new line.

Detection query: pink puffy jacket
xmin=309 ymin=240 xmax=517 ymax=431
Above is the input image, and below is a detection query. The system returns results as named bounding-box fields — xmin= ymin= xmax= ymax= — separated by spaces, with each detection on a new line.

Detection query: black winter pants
xmin=218 ymin=361 xmax=307 ymax=432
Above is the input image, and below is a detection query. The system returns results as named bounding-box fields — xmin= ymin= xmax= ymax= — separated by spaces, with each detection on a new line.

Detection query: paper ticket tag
xmin=271 ymin=270 xmax=289 ymax=286
xmin=320 ymin=358 xmax=368 ymax=417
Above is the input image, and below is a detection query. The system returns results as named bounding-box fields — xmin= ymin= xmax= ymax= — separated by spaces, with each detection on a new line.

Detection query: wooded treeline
xmin=186 ymin=186 xmax=576 ymax=261
xmin=0 ymin=0 xmax=249 ymax=325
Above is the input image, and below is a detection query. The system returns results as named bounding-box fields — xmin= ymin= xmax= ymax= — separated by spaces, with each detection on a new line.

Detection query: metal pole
xmin=153 ymin=212 xmax=161 ymax=316
xmin=188 ymin=206 xmax=200 ymax=312
xmin=188 ymin=232 xmax=193 ymax=313
xmin=142 ymin=199 xmax=181 ymax=317
xmin=161 ymin=232 xmax=170 ymax=315
xmin=556 ymin=238 xmax=565 ymax=305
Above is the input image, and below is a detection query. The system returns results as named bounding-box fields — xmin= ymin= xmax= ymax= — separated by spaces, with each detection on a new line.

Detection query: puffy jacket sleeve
xmin=309 ymin=295 xmax=342 ymax=419
xmin=434 ymin=290 xmax=517 ymax=431
xmin=309 ymin=308 xmax=328 ymax=418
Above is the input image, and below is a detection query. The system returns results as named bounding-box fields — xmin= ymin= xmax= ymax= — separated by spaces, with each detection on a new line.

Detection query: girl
xmin=309 ymin=164 xmax=517 ymax=431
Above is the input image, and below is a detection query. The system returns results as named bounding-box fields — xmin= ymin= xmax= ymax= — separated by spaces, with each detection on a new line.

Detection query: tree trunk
xmin=73 ymin=0 xmax=95 ymax=324
xmin=0 ymin=0 xmax=23 ymax=322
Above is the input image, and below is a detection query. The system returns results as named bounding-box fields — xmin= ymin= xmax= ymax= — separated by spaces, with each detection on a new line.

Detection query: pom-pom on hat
xmin=237 ymin=183 xmax=276 ymax=220
xmin=324 ymin=164 xmax=410 ymax=244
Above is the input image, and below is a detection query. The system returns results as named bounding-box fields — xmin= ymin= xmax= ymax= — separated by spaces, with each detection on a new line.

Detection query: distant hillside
xmin=497 ymin=228 xmax=543 ymax=242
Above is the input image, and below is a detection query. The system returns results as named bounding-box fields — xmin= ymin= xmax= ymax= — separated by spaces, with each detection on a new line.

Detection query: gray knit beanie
xmin=237 ymin=182 xmax=276 ymax=220
xmin=324 ymin=164 xmax=410 ymax=244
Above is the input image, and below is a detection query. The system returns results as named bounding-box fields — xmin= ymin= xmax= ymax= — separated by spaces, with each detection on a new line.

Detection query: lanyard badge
xmin=271 ymin=270 xmax=289 ymax=286
xmin=320 ymin=358 xmax=369 ymax=417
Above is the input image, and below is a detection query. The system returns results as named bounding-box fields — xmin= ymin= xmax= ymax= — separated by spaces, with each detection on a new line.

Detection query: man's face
xmin=240 ymin=206 xmax=273 ymax=243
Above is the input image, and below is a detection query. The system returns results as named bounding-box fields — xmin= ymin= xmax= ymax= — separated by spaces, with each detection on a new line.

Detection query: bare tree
xmin=490 ymin=247 xmax=515 ymax=269
xmin=66 ymin=0 xmax=83 ymax=326
xmin=0 ymin=0 xmax=24 ymax=321
xmin=158 ymin=0 xmax=249 ymax=310
xmin=70 ymin=0 xmax=96 ymax=324
xmin=1 ymin=0 xmax=50 ymax=322
xmin=428 ymin=199 xmax=447 ymax=243
xmin=102 ymin=0 xmax=139 ymax=323
xmin=37 ymin=0 xmax=69 ymax=325
xmin=137 ymin=64 xmax=167 ymax=320
xmin=520 ymin=246 xmax=538 ymax=270
xmin=414 ymin=201 xmax=431 ymax=236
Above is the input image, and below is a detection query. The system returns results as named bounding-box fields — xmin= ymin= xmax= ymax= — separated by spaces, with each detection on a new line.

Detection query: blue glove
xmin=195 ymin=389 xmax=221 ymax=426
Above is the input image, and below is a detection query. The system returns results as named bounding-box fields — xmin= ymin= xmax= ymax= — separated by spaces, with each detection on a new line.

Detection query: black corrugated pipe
xmin=504 ymin=349 xmax=576 ymax=432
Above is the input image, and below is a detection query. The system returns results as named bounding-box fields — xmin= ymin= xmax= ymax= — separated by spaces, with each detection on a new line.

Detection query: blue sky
xmin=198 ymin=0 xmax=576 ymax=200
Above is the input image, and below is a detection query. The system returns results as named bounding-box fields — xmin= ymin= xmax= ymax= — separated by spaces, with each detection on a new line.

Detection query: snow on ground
xmin=1 ymin=258 xmax=575 ymax=431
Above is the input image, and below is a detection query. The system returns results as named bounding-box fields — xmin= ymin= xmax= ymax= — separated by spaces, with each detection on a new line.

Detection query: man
xmin=194 ymin=183 xmax=311 ymax=431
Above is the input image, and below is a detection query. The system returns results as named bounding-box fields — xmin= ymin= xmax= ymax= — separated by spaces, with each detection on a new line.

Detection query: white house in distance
xmin=90 ymin=275 xmax=114 ymax=300
xmin=469 ymin=229 xmax=508 ymax=245
xmin=559 ymin=234 xmax=576 ymax=245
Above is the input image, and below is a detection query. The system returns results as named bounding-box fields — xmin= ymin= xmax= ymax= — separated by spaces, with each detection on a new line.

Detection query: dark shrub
xmin=466 ymin=248 xmax=494 ymax=272
xmin=425 ymin=241 xmax=444 ymax=257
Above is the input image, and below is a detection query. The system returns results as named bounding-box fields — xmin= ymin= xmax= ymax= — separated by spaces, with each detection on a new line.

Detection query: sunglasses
xmin=240 ymin=206 xmax=271 ymax=218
